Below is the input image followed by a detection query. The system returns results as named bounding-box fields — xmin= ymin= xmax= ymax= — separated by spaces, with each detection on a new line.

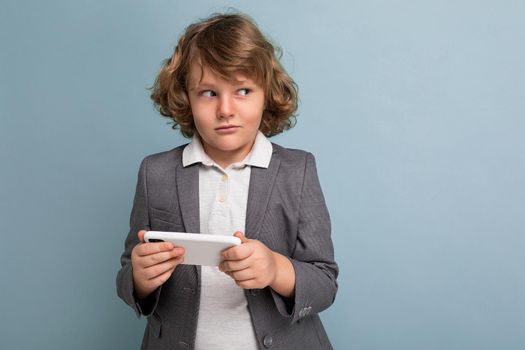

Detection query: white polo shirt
xmin=182 ymin=131 xmax=273 ymax=350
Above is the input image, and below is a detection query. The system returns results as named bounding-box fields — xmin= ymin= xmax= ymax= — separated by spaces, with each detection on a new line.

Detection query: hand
xmin=131 ymin=230 xmax=185 ymax=299
xmin=219 ymin=231 xmax=278 ymax=290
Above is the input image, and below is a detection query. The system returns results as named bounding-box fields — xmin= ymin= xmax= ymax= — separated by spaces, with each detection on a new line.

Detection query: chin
xmin=218 ymin=144 xmax=244 ymax=152
xmin=212 ymin=139 xmax=245 ymax=150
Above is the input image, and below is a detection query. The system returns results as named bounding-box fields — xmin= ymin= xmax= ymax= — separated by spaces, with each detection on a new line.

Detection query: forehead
xmin=187 ymin=62 xmax=254 ymax=87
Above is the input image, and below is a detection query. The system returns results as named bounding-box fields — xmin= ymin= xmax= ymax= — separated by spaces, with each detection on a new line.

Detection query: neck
xmin=201 ymin=141 xmax=255 ymax=169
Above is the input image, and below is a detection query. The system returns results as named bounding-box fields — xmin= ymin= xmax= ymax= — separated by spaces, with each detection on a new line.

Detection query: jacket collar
xmin=175 ymin=140 xmax=280 ymax=240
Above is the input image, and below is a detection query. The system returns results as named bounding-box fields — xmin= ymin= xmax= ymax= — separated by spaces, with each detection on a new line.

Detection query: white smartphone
xmin=144 ymin=231 xmax=241 ymax=266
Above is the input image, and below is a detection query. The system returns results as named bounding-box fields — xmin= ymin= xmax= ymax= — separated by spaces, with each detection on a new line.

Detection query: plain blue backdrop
xmin=1 ymin=0 xmax=524 ymax=349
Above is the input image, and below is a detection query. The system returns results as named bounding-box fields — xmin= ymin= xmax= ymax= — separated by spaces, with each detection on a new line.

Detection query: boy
xmin=116 ymin=12 xmax=338 ymax=349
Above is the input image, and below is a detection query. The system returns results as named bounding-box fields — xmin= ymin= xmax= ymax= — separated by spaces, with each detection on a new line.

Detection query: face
xmin=187 ymin=63 xmax=265 ymax=168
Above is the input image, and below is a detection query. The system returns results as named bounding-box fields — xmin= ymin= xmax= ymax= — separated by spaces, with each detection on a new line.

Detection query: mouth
xmin=215 ymin=125 xmax=240 ymax=131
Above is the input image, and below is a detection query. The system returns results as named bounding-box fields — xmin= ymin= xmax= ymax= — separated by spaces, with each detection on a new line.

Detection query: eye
xmin=237 ymin=88 xmax=251 ymax=96
xmin=200 ymin=90 xmax=216 ymax=97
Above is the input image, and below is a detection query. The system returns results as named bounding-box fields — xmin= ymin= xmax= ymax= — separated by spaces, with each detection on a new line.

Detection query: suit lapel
xmin=175 ymin=163 xmax=200 ymax=233
xmin=245 ymin=153 xmax=280 ymax=240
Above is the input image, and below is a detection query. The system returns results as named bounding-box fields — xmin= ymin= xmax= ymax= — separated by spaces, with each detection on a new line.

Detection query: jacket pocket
xmin=150 ymin=207 xmax=184 ymax=231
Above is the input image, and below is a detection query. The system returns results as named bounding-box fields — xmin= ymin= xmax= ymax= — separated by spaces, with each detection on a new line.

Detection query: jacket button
xmin=263 ymin=335 xmax=273 ymax=348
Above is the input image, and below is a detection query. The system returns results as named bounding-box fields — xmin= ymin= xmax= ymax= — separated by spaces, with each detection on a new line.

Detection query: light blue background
xmin=1 ymin=0 xmax=524 ymax=349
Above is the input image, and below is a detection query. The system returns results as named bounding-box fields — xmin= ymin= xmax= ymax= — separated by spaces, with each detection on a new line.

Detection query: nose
xmin=217 ymin=94 xmax=234 ymax=119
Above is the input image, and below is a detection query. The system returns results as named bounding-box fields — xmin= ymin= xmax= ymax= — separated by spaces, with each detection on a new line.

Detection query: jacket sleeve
xmin=116 ymin=156 xmax=162 ymax=318
xmin=271 ymin=152 xmax=339 ymax=324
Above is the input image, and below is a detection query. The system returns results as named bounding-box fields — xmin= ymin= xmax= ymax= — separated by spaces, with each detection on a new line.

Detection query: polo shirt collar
xmin=182 ymin=131 xmax=273 ymax=169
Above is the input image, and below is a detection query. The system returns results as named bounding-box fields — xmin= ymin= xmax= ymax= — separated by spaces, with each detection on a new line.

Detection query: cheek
xmin=253 ymin=113 xmax=263 ymax=127
xmin=192 ymin=117 xmax=210 ymax=137
xmin=242 ymin=102 xmax=265 ymax=124
xmin=190 ymin=115 xmax=208 ymax=139
xmin=252 ymin=109 xmax=264 ymax=127
xmin=190 ymin=104 xmax=213 ymax=129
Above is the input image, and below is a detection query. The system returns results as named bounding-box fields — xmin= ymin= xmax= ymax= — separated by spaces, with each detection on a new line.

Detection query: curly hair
xmin=149 ymin=12 xmax=298 ymax=138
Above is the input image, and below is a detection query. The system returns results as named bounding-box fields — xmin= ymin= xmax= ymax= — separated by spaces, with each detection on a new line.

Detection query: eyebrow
xmin=189 ymin=79 xmax=252 ymax=91
xmin=188 ymin=83 xmax=213 ymax=91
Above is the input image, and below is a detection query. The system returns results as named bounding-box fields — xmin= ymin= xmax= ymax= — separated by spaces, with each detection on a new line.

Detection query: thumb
xmin=137 ymin=230 xmax=147 ymax=243
xmin=233 ymin=231 xmax=249 ymax=244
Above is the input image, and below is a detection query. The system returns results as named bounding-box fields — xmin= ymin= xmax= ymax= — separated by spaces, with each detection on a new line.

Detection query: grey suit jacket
xmin=116 ymin=143 xmax=339 ymax=350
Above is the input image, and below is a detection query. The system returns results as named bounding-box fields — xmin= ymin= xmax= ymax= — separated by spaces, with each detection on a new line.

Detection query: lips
xmin=215 ymin=125 xmax=240 ymax=130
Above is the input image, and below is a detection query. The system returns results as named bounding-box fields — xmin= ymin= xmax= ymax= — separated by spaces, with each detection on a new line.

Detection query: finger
xmin=148 ymin=260 xmax=181 ymax=287
xmin=235 ymin=278 xmax=257 ymax=289
xmin=233 ymin=231 xmax=249 ymax=243
xmin=137 ymin=230 xmax=147 ymax=243
xmin=137 ymin=241 xmax=176 ymax=257
xmin=222 ymin=243 xmax=253 ymax=261
xmin=143 ymin=256 xmax=183 ymax=280
xmin=219 ymin=258 xmax=251 ymax=273
xmin=230 ymin=268 xmax=255 ymax=282
xmin=142 ymin=248 xmax=185 ymax=268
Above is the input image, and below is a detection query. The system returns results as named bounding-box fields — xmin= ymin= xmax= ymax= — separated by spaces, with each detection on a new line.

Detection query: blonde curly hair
xmin=149 ymin=12 xmax=298 ymax=138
